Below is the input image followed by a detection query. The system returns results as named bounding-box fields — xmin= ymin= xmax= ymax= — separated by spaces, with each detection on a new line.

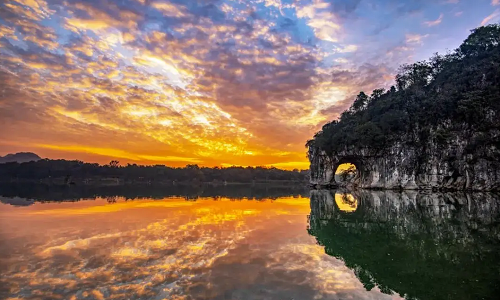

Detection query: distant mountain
xmin=0 ymin=196 xmax=34 ymax=206
xmin=0 ymin=152 xmax=41 ymax=163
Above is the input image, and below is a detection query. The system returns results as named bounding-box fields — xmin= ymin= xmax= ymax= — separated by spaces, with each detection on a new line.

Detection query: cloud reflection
xmin=1 ymin=196 xmax=401 ymax=299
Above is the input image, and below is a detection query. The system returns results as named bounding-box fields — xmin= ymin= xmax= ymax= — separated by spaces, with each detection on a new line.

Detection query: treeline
xmin=0 ymin=159 xmax=309 ymax=184
xmin=307 ymin=24 xmax=500 ymax=154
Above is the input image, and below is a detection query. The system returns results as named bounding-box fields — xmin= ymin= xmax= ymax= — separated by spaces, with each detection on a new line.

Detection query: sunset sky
xmin=1 ymin=0 xmax=499 ymax=169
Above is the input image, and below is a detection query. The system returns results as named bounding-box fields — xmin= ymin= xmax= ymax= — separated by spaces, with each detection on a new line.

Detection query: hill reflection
xmin=308 ymin=189 xmax=500 ymax=300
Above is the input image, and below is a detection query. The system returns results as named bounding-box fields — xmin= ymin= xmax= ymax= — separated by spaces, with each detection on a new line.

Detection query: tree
xmin=351 ymin=92 xmax=368 ymax=112
xmin=460 ymin=24 xmax=500 ymax=57
xmin=0 ymin=160 xmax=310 ymax=183
xmin=306 ymin=24 xmax=500 ymax=156
xmin=371 ymin=88 xmax=385 ymax=100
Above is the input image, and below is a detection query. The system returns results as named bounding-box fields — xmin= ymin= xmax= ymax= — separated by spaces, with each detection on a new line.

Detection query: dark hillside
xmin=308 ymin=24 xmax=500 ymax=155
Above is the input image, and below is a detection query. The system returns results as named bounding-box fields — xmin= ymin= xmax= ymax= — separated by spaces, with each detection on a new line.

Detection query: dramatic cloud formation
xmin=0 ymin=0 xmax=496 ymax=168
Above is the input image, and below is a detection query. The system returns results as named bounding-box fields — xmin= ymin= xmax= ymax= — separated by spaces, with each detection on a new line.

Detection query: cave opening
xmin=335 ymin=163 xmax=358 ymax=185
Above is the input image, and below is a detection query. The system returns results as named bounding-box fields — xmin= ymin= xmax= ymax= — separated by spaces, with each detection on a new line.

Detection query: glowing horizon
xmin=1 ymin=0 xmax=498 ymax=169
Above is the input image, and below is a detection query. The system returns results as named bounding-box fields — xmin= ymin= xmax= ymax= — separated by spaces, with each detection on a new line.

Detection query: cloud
xmin=481 ymin=9 xmax=500 ymax=25
xmin=151 ymin=1 xmax=189 ymax=18
xmin=405 ymin=33 xmax=430 ymax=44
xmin=326 ymin=0 xmax=362 ymax=19
xmin=1 ymin=196 xmax=404 ymax=300
xmin=63 ymin=1 xmax=142 ymax=33
xmin=493 ymin=0 xmax=500 ymax=6
xmin=295 ymin=0 xmax=342 ymax=42
xmin=337 ymin=44 xmax=358 ymax=53
xmin=423 ymin=13 xmax=443 ymax=27
xmin=5 ymin=0 xmax=54 ymax=20
xmin=0 ymin=0 xmax=475 ymax=169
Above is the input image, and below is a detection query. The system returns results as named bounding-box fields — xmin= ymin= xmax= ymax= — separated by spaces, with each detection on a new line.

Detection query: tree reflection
xmin=0 ymin=183 xmax=309 ymax=204
xmin=106 ymin=196 xmax=118 ymax=203
xmin=308 ymin=189 xmax=500 ymax=300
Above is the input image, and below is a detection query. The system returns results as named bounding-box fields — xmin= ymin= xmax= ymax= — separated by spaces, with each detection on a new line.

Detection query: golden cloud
xmin=0 ymin=0 xmax=400 ymax=169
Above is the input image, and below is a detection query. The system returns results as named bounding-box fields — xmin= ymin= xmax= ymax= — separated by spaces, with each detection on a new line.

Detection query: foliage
xmin=0 ymin=182 xmax=308 ymax=202
xmin=308 ymin=191 xmax=500 ymax=300
xmin=0 ymin=159 xmax=309 ymax=184
xmin=307 ymin=24 xmax=500 ymax=155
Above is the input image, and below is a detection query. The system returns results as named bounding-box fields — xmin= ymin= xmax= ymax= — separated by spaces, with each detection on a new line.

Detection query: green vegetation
xmin=0 ymin=159 xmax=308 ymax=184
xmin=308 ymin=192 xmax=500 ymax=300
xmin=309 ymin=213 xmax=500 ymax=300
xmin=307 ymin=24 xmax=500 ymax=155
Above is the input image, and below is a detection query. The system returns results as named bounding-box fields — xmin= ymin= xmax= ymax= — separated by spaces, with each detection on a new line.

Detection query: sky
xmin=0 ymin=0 xmax=499 ymax=169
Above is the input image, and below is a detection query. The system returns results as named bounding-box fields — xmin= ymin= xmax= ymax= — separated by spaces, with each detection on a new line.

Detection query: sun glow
xmin=3 ymin=0 xmax=465 ymax=169
xmin=336 ymin=163 xmax=356 ymax=174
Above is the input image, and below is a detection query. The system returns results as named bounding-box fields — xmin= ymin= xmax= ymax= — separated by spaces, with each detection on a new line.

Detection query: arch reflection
xmin=308 ymin=189 xmax=500 ymax=300
xmin=334 ymin=193 xmax=357 ymax=212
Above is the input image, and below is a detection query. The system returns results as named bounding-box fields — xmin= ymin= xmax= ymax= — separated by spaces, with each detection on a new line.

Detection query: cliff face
xmin=308 ymin=126 xmax=500 ymax=191
xmin=307 ymin=25 xmax=500 ymax=191
xmin=309 ymin=189 xmax=500 ymax=231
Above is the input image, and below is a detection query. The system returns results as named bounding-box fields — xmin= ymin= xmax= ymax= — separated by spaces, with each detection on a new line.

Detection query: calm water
xmin=1 ymin=186 xmax=500 ymax=300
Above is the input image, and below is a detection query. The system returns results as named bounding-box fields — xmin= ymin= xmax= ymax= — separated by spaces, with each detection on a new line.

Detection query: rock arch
xmin=309 ymin=147 xmax=422 ymax=190
xmin=332 ymin=156 xmax=365 ymax=187
xmin=309 ymin=148 xmax=374 ymax=188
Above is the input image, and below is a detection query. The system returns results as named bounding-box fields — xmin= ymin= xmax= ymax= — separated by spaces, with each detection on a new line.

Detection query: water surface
xmin=1 ymin=186 xmax=499 ymax=300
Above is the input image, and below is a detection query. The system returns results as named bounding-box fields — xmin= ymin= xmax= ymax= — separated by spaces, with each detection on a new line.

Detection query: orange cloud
xmin=151 ymin=1 xmax=188 ymax=17
xmin=0 ymin=0 xmax=404 ymax=170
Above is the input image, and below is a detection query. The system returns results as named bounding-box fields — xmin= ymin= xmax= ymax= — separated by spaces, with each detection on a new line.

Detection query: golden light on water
xmin=0 ymin=196 xmax=399 ymax=300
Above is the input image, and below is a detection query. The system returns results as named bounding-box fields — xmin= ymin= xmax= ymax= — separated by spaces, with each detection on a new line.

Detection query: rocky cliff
xmin=307 ymin=24 xmax=500 ymax=191
xmin=308 ymin=126 xmax=500 ymax=191
xmin=309 ymin=189 xmax=500 ymax=235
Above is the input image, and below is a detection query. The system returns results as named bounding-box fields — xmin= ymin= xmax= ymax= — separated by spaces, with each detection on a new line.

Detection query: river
xmin=1 ymin=186 xmax=499 ymax=300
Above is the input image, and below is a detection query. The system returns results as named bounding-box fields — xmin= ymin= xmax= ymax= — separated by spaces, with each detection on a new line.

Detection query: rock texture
xmin=308 ymin=189 xmax=500 ymax=300
xmin=309 ymin=189 xmax=500 ymax=232
xmin=308 ymin=126 xmax=500 ymax=191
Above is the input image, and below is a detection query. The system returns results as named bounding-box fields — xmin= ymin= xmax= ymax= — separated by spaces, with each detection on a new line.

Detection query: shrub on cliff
xmin=307 ymin=24 xmax=500 ymax=155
